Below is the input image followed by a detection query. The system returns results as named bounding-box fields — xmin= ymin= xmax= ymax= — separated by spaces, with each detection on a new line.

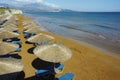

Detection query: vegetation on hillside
xmin=0 ymin=7 xmax=11 ymax=14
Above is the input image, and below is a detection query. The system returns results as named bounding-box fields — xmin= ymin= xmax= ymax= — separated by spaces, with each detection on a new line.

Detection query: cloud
xmin=16 ymin=0 xmax=43 ymax=3
xmin=0 ymin=0 xmax=59 ymax=8
xmin=42 ymin=1 xmax=59 ymax=8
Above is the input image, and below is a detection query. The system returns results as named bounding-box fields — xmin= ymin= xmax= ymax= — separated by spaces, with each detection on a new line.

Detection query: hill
xmin=0 ymin=7 xmax=22 ymax=15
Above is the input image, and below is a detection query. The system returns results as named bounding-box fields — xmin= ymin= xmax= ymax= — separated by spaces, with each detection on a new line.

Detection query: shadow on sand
xmin=0 ymin=54 xmax=22 ymax=59
xmin=25 ymin=41 xmax=33 ymax=44
xmin=30 ymin=58 xmax=56 ymax=80
xmin=27 ymin=47 xmax=35 ymax=54
xmin=32 ymin=58 xmax=54 ymax=70
xmin=0 ymin=71 xmax=25 ymax=80
xmin=25 ymin=74 xmax=55 ymax=80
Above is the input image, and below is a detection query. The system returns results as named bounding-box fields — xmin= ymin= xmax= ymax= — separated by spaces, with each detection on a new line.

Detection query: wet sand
xmin=17 ymin=14 xmax=120 ymax=80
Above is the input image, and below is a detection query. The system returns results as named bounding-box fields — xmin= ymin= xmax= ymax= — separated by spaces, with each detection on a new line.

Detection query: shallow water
xmin=24 ymin=12 xmax=120 ymax=54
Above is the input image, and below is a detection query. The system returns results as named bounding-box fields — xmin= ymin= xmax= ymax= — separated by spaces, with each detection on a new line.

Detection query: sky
xmin=0 ymin=0 xmax=120 ymax=12
xmin=44 ymin=0 xmax=120 ymax=12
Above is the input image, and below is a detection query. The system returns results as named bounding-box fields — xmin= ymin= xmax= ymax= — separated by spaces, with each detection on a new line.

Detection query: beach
xmin=25 ymin=12 xmax=120 ymax=55
xmin=15 ymin=14 xmax=120 ymax=80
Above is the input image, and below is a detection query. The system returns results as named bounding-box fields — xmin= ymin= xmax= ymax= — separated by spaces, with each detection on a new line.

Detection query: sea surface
xmin=24 ymin=12 xmax=120 ymax=54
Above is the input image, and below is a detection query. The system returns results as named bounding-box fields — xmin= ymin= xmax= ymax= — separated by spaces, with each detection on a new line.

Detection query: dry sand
xmin=16 ymin=14 xmax=120 ymax=80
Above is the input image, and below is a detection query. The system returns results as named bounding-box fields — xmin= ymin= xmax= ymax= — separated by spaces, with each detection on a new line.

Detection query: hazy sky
xmin=44 ymin=0 xmax=120 ymax=12
xmin=0 ymin=0 xmax=120 ymax=12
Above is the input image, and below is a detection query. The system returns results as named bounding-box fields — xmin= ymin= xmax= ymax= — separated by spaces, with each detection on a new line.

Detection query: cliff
xmin=0 ymin=7 xmax=22 ymax=15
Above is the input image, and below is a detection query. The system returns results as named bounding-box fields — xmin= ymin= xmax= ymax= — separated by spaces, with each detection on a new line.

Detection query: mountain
xmin=0 ymin=3 xmax=76 ymax=12
xmin=0 ymin=3 xmax=61 ymax=12
xmin=0 ymin=3 xmax=9 ymax=7
xmin=59 ymin=9 xmax=78 ymax=12
xmin=19 ymin=3 xmax=62 ymax=12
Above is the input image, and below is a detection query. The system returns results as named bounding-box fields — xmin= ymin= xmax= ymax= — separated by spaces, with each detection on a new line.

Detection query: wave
xmin=59 ymin=24 xmax=98 ymax=35
xmin=91 ymin=24 xmax=120 ymax=31
xmin=59 ymin=24 xmax=110 ymax=40
xmin=98 ymin=35 xmax=106 ymax=39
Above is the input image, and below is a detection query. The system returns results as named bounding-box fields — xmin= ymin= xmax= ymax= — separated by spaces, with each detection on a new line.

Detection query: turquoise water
xmin=25 ymin=12 xmax=120 ymax=54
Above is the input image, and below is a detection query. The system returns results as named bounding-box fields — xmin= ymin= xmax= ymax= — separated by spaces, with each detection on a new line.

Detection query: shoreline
xmin=38 ymin=29 xmax=120 ymax=80
xmin=41 ymin=29 xmax=120 ymax=58
xmin=61 ymin=36 xmax=120 ymax=56
xmin=40 ymin=25 xmax=120 ymax=56
xmin=14 ymin=14 xmax=120 ymax=80
xmin=29 ymin=13 xmax=120 ymax=55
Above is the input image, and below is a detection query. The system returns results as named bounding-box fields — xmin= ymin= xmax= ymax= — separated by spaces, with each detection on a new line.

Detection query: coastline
xmin=39 ymin=23 xmax=120 ymax=55
xmin=16 ymin=14 xmax=120 ymax=80
xmin=39 ymin=28 xmax=120 ymax=58
xmin=28 ymin=13 xmax=120 ymax=55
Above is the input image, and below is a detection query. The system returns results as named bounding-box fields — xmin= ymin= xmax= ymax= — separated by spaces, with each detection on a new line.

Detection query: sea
xmin=24 ymin=12 xmax=120 ymax=54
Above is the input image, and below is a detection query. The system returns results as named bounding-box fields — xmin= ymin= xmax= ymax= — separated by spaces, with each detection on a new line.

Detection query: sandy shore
xmin=16 ymin=14 xmax=120 ymax=80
